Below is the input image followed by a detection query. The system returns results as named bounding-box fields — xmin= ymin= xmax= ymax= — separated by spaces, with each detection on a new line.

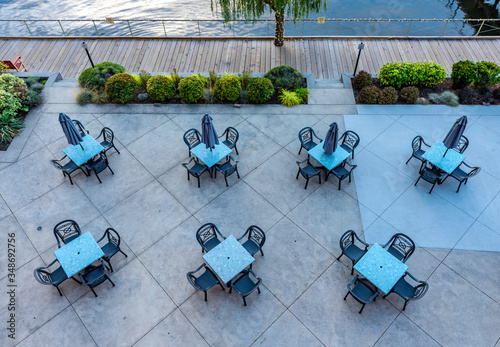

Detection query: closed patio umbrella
xmin=443 ymin=115 xmax=467 ymax=156
xmin=323 ymin=122 xmax=338 ymax=155
xmin=201 ymin=113 xmax=219 ymax=150
xmin=59 ymin=113 xmax=84 ymax=149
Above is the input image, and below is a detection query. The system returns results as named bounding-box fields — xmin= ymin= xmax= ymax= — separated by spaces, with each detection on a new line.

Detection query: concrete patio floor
xmin=0 ymin=83 xmax=499 ymax=346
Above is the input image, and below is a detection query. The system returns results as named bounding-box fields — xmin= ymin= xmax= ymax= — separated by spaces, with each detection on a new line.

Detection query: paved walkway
xmin=0 ymin=81 xmax=499 ymax=346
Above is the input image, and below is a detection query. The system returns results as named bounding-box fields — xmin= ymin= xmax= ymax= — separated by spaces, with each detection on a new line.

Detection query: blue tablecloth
xmin=190 ymin=143 xmax=232 ymax=168
xmin=422 ymin=141 xmax=465 ymax=174
xmin=63 ymin=135 xmax=105 ymax=166
xmin=54 ymin=232 xmax=104 ymax=277
xmin=308 ymin=142 xmax=351 ymax=171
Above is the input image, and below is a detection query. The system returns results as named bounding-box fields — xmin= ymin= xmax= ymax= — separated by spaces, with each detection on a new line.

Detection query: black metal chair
xmin=445 ymin=161 xmax=481 ymax=193
xmin=414 ymin=162 xmax=446 ymax=194
xmin=296 ymin=158 xmax=321 ymax=189
xmin=85 ymin=152 xmax=114 ymax=184
xmin=456 ymin=135 xmax=469 ymax=154
xmin=215 ymin=156 xmax=240 ymax=187
xmin=187 ymin=263 xmax=225 ymax=301
xmin=406 ymin=135 xmax=431 ymax=165
xmin=183 ymin=128 xmax=201 ymax=157
xmin=79 ymin=260 xmax=115 ymax=297
xmin=337 ymin=230 xmax=369 ymax=275
xmin=338 ymin=130 xmax=360 ymax=159
xmin=96 ymin=228 xmax=128 ymax=272
xmin=298 ymin=127 xmax=323 ymax=155
xmin=50 ymin=155 xmax=88 ymax=185
xmin=96 ymin=127 xmax=120 ymax=155
xmin=384 ymin=272 xmax=429 ymax=310
xmin=344 ymin=275 xmax=379 ymax=314
xmin=33 ymin=259 xmax=79 ymax=295
xmin=382 ymin=233 xmax=415 ymax=263
xmin=326 ymin=161 xmax=357 ymax=190
xmin=182 ymin=157 xmax=210 ymax=188
xmin=72 ymin=119 xmax=89 ymax=138
xmin=53 ymin=219 xmax=82 ymax=248
xmin=229 ymin=268 xmax=262 ymax=306
xmin=219 ymin=127 xmax=239 ymax=155
xmin=237 ymin=225 xmax=266 ymax=257
xmin=196 ymin=223 xmax=226 ymax=253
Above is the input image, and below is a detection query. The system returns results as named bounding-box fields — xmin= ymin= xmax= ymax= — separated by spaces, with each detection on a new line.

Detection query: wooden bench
xmin=1 ymin=57 xmax=27 ymax=72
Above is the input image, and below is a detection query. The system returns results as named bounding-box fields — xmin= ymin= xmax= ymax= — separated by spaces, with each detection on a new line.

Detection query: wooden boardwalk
xmin=1 ymin=38 xmax=500 ymax=79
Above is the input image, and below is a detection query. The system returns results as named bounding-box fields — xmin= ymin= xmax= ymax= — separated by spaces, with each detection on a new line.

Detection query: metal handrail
xmin=1 ymin=18 xmax=499 ymax=37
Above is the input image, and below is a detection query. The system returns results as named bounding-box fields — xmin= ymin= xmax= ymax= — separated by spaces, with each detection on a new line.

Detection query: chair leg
xmin=318 ymin=173 xmax=321 ymax=184
xmin=344 ymin=291 xmax=350 ymax=301
xmin=204 ymin=291 xmax=208 ymax=301
xmin=304 ymin=177 xmax=309 ymax=189
xmin=298 ymin=146 xmax=303 ymax=155
xmin=337 ymin=253 xmax=343 ymax=261
xmin=218 ymin=283 xmax=225 ymax=291
xmin=236 ymin=168 xmax=240 ymax=179
xmin=349 ymin=172 xmax=352 ymax=182
xmin=197 ymin=176 xmax=201 ymax=188
xmin=119 ymin=250 xmax=128 ymax=257
xmin=456 ymin=181 xmax=463 ymax=193
xmin=338 ymin=178 xmax=342 ymax=190
xmin=107 ymin=260 xmax=114 ymax=272
xmin=234 ymin=145 xmax=239 ymax=155
xmin=402 ymin=300 xmax=408 ymax=311
xmin=429 ymin=182 xmax=436 ymax=194
xmin=65 ymin=172 xmax=74 ymax=185
xmin=351 ymin=265 xmax=354 ymax=275
xmin=55 ymin=285 xmax=63 ymax=296
xmin=257 ymin=287 xmax=261 ymax=294
xmin=359 ymin=303 xmax=366 ymax=314
xmin=113 ymin=145 xmax=120 ymax=154
xmin=224 ymin=176 xmax=228 ymax=187
xmin=107 ymin=275 xmax=115 ymax=287
xmin=95 ymin=171 xmax=102 ymax=184
xmin=108 ymin=165 xmax=114 ymax=175
xmin=296 ymin=169 xmax=300 ymax=180
xmin=242 ymin=296 xmax=247 ymax=306
xmin=260 ymin=248 xmax=264 ymax=256
xmin=414 ymin=176 xmax=421 ymax=186
xmin=405 ymin=156 xmax=413 ymax=165
xmin=90 ymin=287 xmax=98 ymax=297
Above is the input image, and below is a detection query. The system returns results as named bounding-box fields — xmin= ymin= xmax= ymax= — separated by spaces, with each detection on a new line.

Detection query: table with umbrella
xmin=307 ymin=122 xmax=351 ymax=172
xmin=190 ymin=114 xmax=232 ymax=175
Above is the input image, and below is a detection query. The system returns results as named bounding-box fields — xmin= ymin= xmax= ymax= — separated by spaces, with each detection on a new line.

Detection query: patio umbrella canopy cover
xmin=323 ymin=122 xmax=339 ymax=155
xmin=59 ymin=113 xmax=84 ymax=149
xmin=443 ymin=116 xmax=467 ymax=156
xmin=201 ymin=113 xmax=219 ymax=150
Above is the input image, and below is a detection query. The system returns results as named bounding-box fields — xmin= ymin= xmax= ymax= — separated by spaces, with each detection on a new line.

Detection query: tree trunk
xmin=274 ymin=12 xmax=284 ymax=47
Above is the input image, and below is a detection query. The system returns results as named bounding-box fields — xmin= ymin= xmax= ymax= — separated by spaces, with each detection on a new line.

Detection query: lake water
xmin=0 ymin=0 xmax=499 ymax=36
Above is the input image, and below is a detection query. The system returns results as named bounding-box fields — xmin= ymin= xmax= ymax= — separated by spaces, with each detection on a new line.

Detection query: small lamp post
xmin=353 ymin=42 xmax=365 ymax=76
xmin=81 ymin=41 xmax=95 ymax=68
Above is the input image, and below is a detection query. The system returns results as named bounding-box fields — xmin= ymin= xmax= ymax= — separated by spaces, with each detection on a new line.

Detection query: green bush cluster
xmin=247 ymin=77 xmax=274 ymax=104
xmin=146 ymin=75 xmax=176 ymax=102
xmin=378 ymin=61 xmax=446 ymax=88
xmin=430 ymin=91 xmax=459 ymax=107
xmin=105 ymin=72 xmax=137 ymax=103
xmin=399 ymin=86 xmax=419 ymax=104
xmin=451 ymin=60 xmax=476 ymax=89
xmin=294 ymin=87 xmax=309 ymax=103
xmin=178 ymin=75 xmax=205 ymax=103
xmin=353 ymin=71 xmax=372 ymax=90
xmin=78 ymin=62 xmax=126 ymax=89
xmin=379 ymin=87 xmax=398 ymax=104
xmin=474 ymin=61 xmax=500 ymax=89
xmin=493 ymin=88 xmax=500 ymax=101
xmin=214 ymin=74 xmax=242 ymax=102
xmin=264 ymin=65 xmax=304 ymax=91
xmin=279 ymin=90 xmax=301 ymax=107
xmin=358 ymin=85 xmax=381 ymax=104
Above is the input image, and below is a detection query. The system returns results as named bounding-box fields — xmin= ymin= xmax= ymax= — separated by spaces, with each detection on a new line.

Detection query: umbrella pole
xmin=80 ymin=143 xmax=84 ymax=150
xmin=443 ymin=148 xmax=448 ymax=157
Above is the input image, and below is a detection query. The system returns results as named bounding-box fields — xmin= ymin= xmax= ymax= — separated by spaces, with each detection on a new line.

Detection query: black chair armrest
xmin=353 ymin=234 xmax=369 ymax=249
xmin=367 ymin=291 xmax=379 ymax=303
xmin=347 ymin=275 xmax=359 ymax=287
xmin=182 ymin=157 xmax=195 ymax=168
xmin=421 ymin=138 xmax=432 ymax=148
xmin=296 ymin=158 xmax=309 ymax=166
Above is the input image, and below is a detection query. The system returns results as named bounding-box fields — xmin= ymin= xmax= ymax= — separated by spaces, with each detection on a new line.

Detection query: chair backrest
xmin=224 ymin=127 xmax=239 ymax=144
xmin=339 ymin=130 xmax=360 ymax=151
xmin=1 ymin=59 xmax=16 ymax=69
xmin=103 ymin=228 xmax=121 ymax=248
xmin=72 ymin=119 xmax=87 ymax=136
xmin=184 ymin=129 xmax=201 ymax=149
xmin=298 ymin=127 xmax=314 ymax=145
xmin=411 ymin=136 xmax=424 ymax=153
xmin=339 ymin=230 xmax=357 ymax=251
xmin=101 ymin=127 xmax=114 ymax=143
xmin=385 ymin=233 xmax=415 ymax=263
xmin=246 ymin=225 xmax=266 ymax=247
xmin=50 ymin=159 xmax=63 ymax=171
xmin=81 ymin=261 xmax=107 ymax=285
xmin=196 ymin=223 xmax=223 ymax=248
xmin=467 ymin=165 xmax=481 ymax=178
xmin=92 ymin=153 xmax=110 ymax=173
xmin=456 ymin=135 xmax=468 ymax=154
xmin=186 ymin=263 xmax=215 ymax=291
xmin=53 ymin=220 xmax=81 ymax=247
xmin=33 ymin=267 xmax=52 ymax=285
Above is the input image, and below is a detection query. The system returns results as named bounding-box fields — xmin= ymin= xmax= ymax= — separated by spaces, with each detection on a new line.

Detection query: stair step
xmin=52 ymin=78 xmax=79 ymax=87
xmin=314 ymin=79 xmax=344 ymax=89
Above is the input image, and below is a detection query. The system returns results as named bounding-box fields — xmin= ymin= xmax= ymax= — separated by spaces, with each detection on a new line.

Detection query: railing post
xmin=371 ymin=21 xmax=376 ymax=36
xmin=476 ymin=20 xmax=485 ymax=36
xmin=406 ymin=20 xmax=412 ymax=36
xmin=58 ymin=20 xmax=66 ymax=36
xmin=162 ymin=20 xmax=167 ymax=36
xmin=93 ymin=20 xmax=99 ymax=36
xmin=198 ymin=21 xmax=201 ymax=36
xmin=127 ymin=20 xmax=133 ymax=35
xmin=441 ymin=20 xmax=449 ymax=36
xmin=23 ymin=20 xmax=33 ymax=36
xmin=337 ymin=20 xmax=340 ymax=35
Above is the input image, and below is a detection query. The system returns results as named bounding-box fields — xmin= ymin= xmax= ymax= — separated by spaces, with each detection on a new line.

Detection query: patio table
xmin=308 ymin=141 xmax=351 ymax=171
xmin=354 ymin=243 xmax=408 ymax=294
xmin=190 ymin=142 xmax=232 ymax=169
xmin=63 ymin=135 xmax=104 ymax=166
xmin=422 ymin=141 xmax=465 ymax=174
xmin=54 ymin=232 xmax=104 ymax=277
xmin=203 ymin=235 xmax=254 ymax=284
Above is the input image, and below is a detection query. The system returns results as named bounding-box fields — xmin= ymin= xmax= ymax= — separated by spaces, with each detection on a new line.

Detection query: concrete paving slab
xmin=464 ymin=122 xmax=500 ymax=180
xmin=359 ymin=203 xmax=378 ymax=231
xmin=478 ymin=192 xmax=500 ymax=235
xmin=34 ymin=113 xmax=97 ymax=146
xmin=343 ymin=114 xmax=395 ymax=148
xmin=170 ymin=112 xmax=245 ymax=133
xmin=476 ymin=115 xmax=500 ymax=136
xmin=374 ymin=314 xmax=439 ymax=347
xmin=41 ymin=87 xmax=81 ymax=104
xmin=0 ymin=195 xmax=11 ymax=221
xmin=308 ymin=89 xmax=356 ymax=105
xmin=455 ymin=221 xmax=500 ymax=252
xmin=18 ymin=132 xmax=45 ymax=161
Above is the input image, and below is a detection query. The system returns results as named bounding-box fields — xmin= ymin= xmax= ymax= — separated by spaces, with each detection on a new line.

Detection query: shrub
xmin=279 ymin=90 xmax=301 ymax=107
xmin=22 ymin=90 xmax=41 ymax=108
xmin=105 ymin=72 xmax=137 ymax=103
xmin=0 ymin=74 xmax=28 ymax=96
xmin=0 ymin=113 xmax=23 ymax=142
xmin=131 ymin=74 xmax=142 ymax=87
xmin=170 ymin=68 xmax=181 ymax=88
xmin=76 ymin=90 xmax=92 ymax=105
xmin=353 ymin=70 xmax=372 ymax=89
xmin=203 ymin=89 xmax=216 ymax=104
xmin=138 ymin=93 xmax=149 ymax=101
xmin=138 ymin=71 xmax=151 ymax=89
xmin=214 ymin=74 xmax=242 ymax=102
xmin=247 ymin=77 xmax=274 ymax=104
xmin=378 ymin=61 xmax=445 ymax=88
xmin=458 ymin=88 xmax=479 ymax=104
xmin=451 ymin=60 xmax=476 ymax=89
xmin=90 ymin=89 xmax=109 ymax=104
xmin=239 ymin=71 xmax=252 ymax=90
xmin=264 ymin=65 xmax=304 ymax=90
xmin=0 ymin=89 xmax=24 ymax=117
xmin=208 ymin=70 xmax=218 ymax=89
xmin=29 ymin=82 xmax=44 ymax=92
xmin=78 ymin=62 xmax=125 ymax=89
xmin=493 ymin=88 xmax=500 ymax=101
xmin=178 ymin=75 xmax=204 ymax=103
xmin=399 ymin=86 xmax=419 ymax=104
xmin=294 ymin=87 xmax=309 ymax=103
xmin=0 ymin=62 xmax=8 ymax=73
xmin=474 ymin=61 xmax=500 ymax=89
xmin=430 ymin=91 xmax=459 ymax=107
xmin=146 ymin=75 xmax=176 ymax=102
xmin=195 ymin=74 xmax=208 ymax=86
xmin=24 ymin=77 xmax=39 ymax=87
xmin=358 ymin=85 xmax=381 ymax=104
xmin=415 ymin=97 xmax=430 ymax=105
xmin=379 ymin=87 xmax=398 ymax=104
